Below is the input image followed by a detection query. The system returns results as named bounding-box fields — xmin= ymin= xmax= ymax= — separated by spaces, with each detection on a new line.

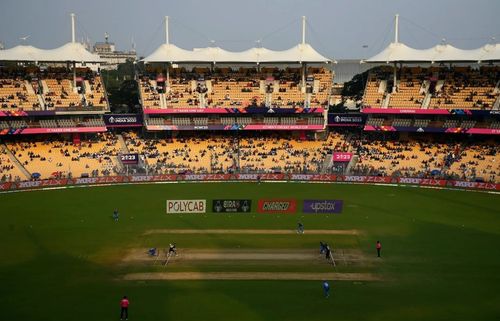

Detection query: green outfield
xmin=1 ymin=182 xmax=499 ymax=321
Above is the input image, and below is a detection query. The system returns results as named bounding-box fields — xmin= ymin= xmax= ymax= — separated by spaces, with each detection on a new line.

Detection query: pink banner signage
xmin=73 ymin=176 xmax=124 ymax=185
xmin=143 ymin=108 xmax=324 ymax=114
xmin=21 ymin=127 xmax=107 ymax=134
xmin=235 ymin=173 xmax=286 ymax=180
xmin=243 ymin=124 xmax=324 ymax=130
xmin=128 ymin=174 xmax=177 ymax=182
xmin=146 ymin=124 xmax=324 ymax=131
xmin=465 ymin=128 xmax=500 ymax=135
xmin=0 ymin=182 xmax=12 ymax=190
xmin=364 ymin=125 xmax=396 ymax=132
xmin=332 ymin=152 xmax=353 ymax=162
xmin=289 ymin=174 xmax=337 ymax=181
xmin=397 ymin=177 xmax=447 ymax=187
xmin=450 ymin=181 xmax=499 ymax=190
xmin=362 ymin=108 xmax=457 ymax=115
xmin=144 ymin=108 xmax=235 ymax=114
xmin=341 ymin=176 xmax=392 ymax=183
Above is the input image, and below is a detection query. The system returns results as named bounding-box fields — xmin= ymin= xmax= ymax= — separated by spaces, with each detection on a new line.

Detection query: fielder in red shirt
xmin=120 ymin=296 xmax=129 ymax=320
xmin=376 ymin=241 xmax=382 ymax=257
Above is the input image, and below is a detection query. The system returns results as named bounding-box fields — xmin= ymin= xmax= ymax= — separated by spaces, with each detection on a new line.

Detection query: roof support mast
xmin=392 ymin=14 xmax=399 ymax=94
xmin=394 ymin=14 xmax=399 ymax=44
xmin=71 ymin=13 xmax=76 ymax=43
xmin=165 ymin=16 xmax=169 ymax=45
xmin=301 ymin=16 xmax=309 ymax=107
xmin=70 ymin=13 xmax=77 ymax=89
xmin=302 ymin=16 xmax=306 ymax=45
xmin=301 ymin=16 xmax=306 ymax=89
xmin=165 ymin=16 xmax=170 ymax=93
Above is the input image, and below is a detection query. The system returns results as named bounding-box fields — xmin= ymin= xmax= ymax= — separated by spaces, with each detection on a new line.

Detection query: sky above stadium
xmin=0 ymin=0 xmax=499 ymax=59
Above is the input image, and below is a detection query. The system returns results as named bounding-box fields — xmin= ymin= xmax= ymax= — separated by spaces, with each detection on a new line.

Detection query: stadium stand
xmin=0 ymin=78 xmax=40 ymax=110
xmin=388 ymin=67 xmax=428 ymax=108
xmin=0 ymin=146 xmax=25 ymax=182
xmin=5 ymin=133 xmax=121 ymax=179
xmin=0 ymin=130 xmax=498 ymax=183
xmin=124 ymin=132 xmax=236 ymax=173
xmin=362 ymin=69 xmax=391 ymax=107
xmin=363 ymin=66 xmax=500 ymax=110
xmin=139 ymin=67 xmax=333 ymax=109
xmin=123 ymin=131 xmax=347 ymax=174
xmin=0 ymin=67 xmax=108 ymax=111
xmin=428 ymin=67 xmax=499 ymax=110
xmin=350 ymin=133 xmax=499 ymax=182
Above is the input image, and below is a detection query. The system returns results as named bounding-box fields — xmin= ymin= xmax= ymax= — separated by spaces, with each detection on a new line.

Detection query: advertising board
xmin=303 ymin=200 xmax=343 ymax=213
xmin=166 ymin=199 xmax=206 ymax=213
xmin=257 ymin=199 xmax=297 ymax=214
xmin=212 ymin=199 xmax=252 ymax=213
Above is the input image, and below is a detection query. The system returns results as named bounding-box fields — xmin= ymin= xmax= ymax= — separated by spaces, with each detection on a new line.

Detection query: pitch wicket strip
xmin=123 ymin=272 xmax=380 ymax=281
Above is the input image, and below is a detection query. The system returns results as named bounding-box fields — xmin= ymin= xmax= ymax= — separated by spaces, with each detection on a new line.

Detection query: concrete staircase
xmin=378 ymin=80 xmax=387 ymax=94
xmin=24 ymin=80 xmax=36 ymax=95
xmin=493 ymin=96 xmax=500 ymax=110
xmin=205 ymin=80 xmax=212 ymax=94
xmin=2 ymin=144 xmax=31 ymax=180
xmin=320 ymin=152 xmax=333 ymax=174
xmin=160 ymin=94 xmax=167 ymax=108
xmin=435 ymin=80 xmax=445 ymax=92
xmin=37 ymin=95 xmax=46 ymax=109
xmin=41 ymin=80 xmax=50 ymax=94
xmin=422 ymin=93 xmax=432 ymax=109
xmin=346 ymin=155 xmax=358 ymax=175
xmin=382 ymin=93 xmax=391 ymax=108
xmin=117 ymin=134 xmax=130 ymax=153
xmin=493 ymin=81 xmax=500 ymax=110
xmin=84 ymin=80 xmax=92 ymax=94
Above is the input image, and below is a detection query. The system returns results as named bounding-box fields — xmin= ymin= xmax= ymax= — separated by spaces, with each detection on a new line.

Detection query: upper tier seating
xmin=139 ymin=67 xmax=333 ymax=109
xmin=363 ymin=66 xmax=499 ymax=110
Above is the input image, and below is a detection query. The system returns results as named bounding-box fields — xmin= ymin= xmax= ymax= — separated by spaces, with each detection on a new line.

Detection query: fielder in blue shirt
xmin=323 ymin=281 xmax=330 ymax=298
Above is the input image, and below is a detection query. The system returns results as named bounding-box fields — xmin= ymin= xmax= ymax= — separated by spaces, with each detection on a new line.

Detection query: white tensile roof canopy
xmin=0 ymin=14 xmax=102 ymax=63
xmin=365 ymin=42 xmax=500 ymax=63
xmin=365 ymin=14 xmax=500 ymax=64
xmin=0 ymin=42 xmax=102 ymax=63
xmin=142 ymin=43 xmax=332 ymax=64
xmin=142 ymin=16 xmax=332 ymax=64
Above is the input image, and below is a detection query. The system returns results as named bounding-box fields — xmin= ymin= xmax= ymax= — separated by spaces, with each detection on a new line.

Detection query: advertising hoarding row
xmin=146 ymin=124 xmax=324 ymax=131
xmin=143 ymin=107 xmax=324 ymax=115
xmin=364 ymin=125 xmax=500 ymax=135
xmin=0 ymin=126 xmax=107 ymax=135
xmin=164 ymin=199 xmax=342 ymax=214
xmin=362 ymin=108 xmax=500 ymax=116
xmin=1 ymin=174 xmax=497 ymax=192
